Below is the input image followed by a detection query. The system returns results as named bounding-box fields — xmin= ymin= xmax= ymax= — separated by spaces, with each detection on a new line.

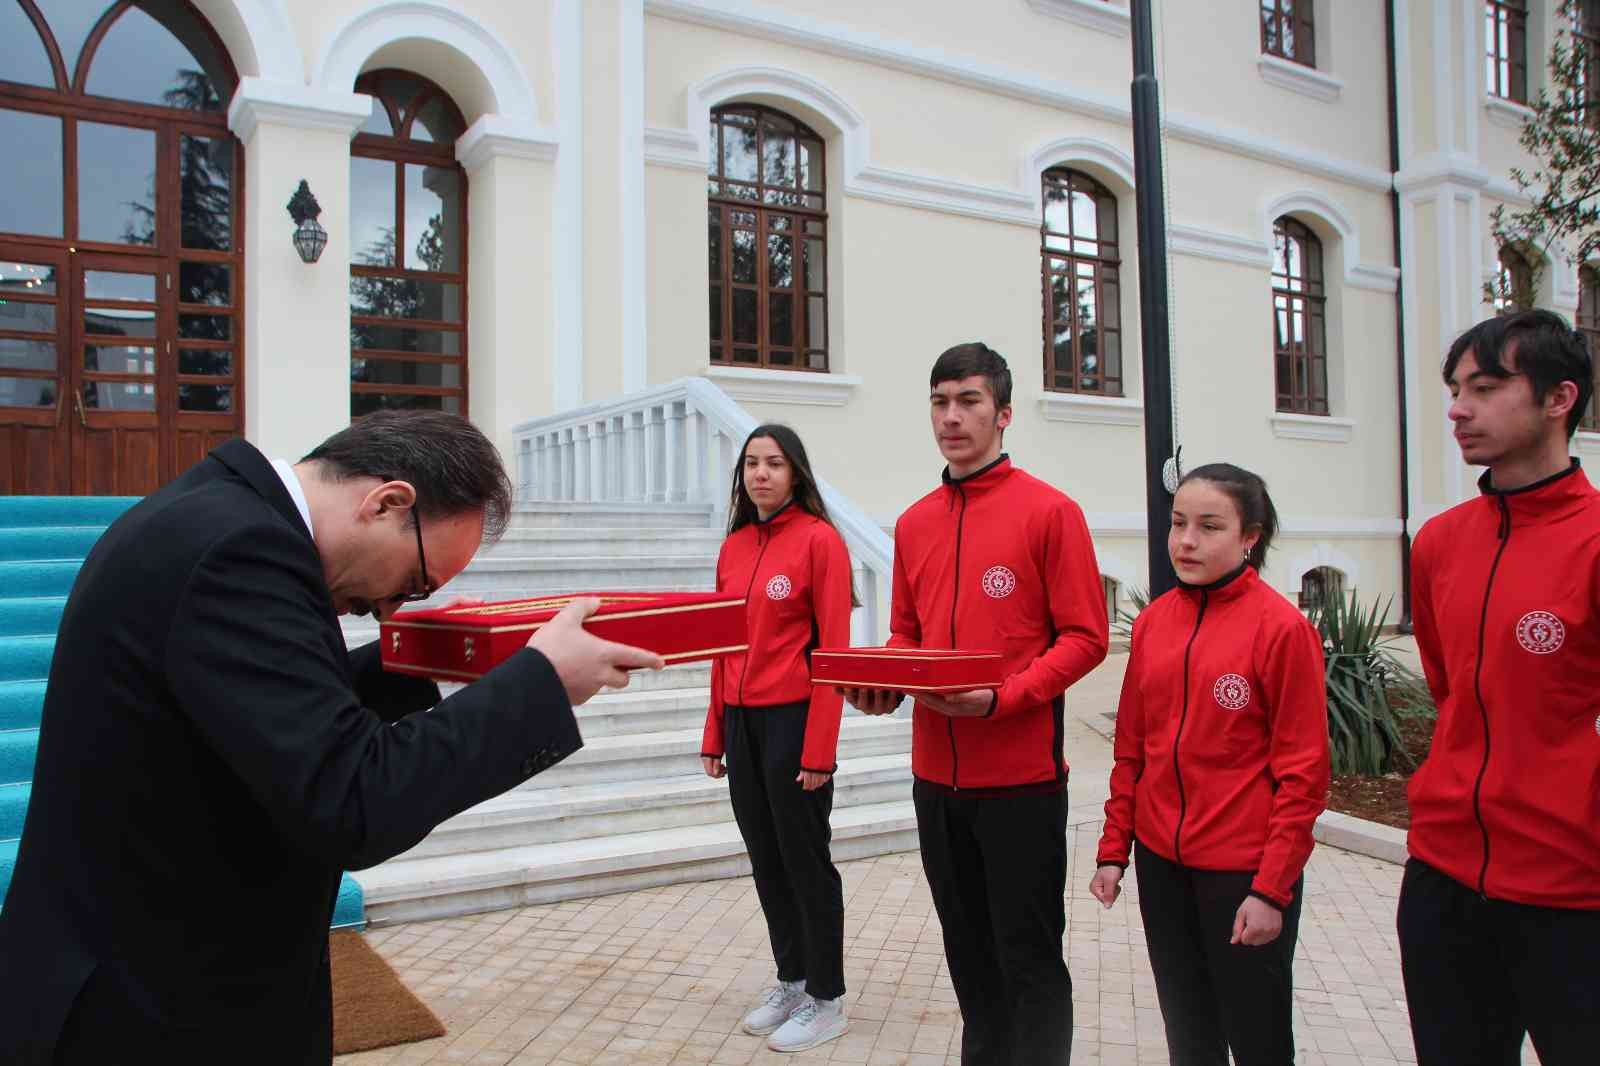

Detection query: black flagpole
xmin=1130 ymin=0 xmax=1179 ymax=599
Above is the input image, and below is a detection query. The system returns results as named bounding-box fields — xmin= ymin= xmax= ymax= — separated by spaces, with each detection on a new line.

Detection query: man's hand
xmin=796 ymin=769 xmax=831 ymax=791
xmin=702 ymin=756 xmax=725 ymax=779
xmin=1089 ymin=865 xmax=1123 ymax=909
xmin=918 ymin=689 xmax=996 ymax=718
xmin=1230 ymin=896 xmax=1284 ymax=946
xmin=838 ymin=687 xmax=904 ymax=715
xmin=439 ymin=595 xmax=486 ymax=610
xmin=528 ymin=598 xmax=664 ymax=705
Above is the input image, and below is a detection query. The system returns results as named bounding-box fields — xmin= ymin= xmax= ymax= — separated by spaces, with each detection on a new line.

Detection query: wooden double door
xmin=1 ymin=241 xmax=238 ymax=495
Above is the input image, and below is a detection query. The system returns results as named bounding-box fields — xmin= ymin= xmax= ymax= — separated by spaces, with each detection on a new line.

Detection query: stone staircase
xmin=346 ymin=501 xmax=918 ymax=927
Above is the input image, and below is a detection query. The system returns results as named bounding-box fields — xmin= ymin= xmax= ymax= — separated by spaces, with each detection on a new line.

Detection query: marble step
xmin=520 ymin=716 xmax=912 ymax=790
xmin=574 ymin=686 xmax=710 ymax=738
xmin=354 ymin=798 xmax=920 ymax=926
xmin=509 ymin=501 xmax=715 ymax=530
xmin=399 ymin=753 xmax=913 ymax=860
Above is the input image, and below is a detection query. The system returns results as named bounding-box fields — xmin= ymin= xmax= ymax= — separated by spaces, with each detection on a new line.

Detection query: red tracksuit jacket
xmin=700 ymin=503 xmax=853 ymax=773
xmin=888 ymin=456 xmax=1109 ymax=790
xmin=1409 ymin=461 xmax=1600 ymax=910
xmin=1096 ymin=566 xmax=1330 ymax=909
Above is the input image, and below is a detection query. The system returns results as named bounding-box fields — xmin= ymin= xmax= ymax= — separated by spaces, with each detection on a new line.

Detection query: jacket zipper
xmin=1471 ymin=496 xmax=1512 ymax=897
xmin=1171 ymin=591 xmax=1209 ymax=865
xmin=735 ymin=525 xmax=774 ymax=707
xmin=947 ymin=482 xmax=968 ymax=790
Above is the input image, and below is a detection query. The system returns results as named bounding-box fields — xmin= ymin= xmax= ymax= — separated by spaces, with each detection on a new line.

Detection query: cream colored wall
xmin=216 ymin=0 xmax=1595 ymax=609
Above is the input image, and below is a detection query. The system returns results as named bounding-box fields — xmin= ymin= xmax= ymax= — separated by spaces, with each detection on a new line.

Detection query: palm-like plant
xmin=1307 ymin=593 xmax=1433 ymax=776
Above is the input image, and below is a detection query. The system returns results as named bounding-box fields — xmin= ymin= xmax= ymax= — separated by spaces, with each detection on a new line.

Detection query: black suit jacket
xmin=0 ymin=440 xmax=581 ymax=1064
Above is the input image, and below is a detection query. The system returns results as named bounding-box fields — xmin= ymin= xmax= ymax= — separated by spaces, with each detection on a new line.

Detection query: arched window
xmin=1493 ymin=245 xmax=1534 ymax=313
xmin=707 ymin=105 xmax=828 ymax=372
xmin=348 ymin=70 xmax=469 ymax=420
xmin=0 ymin=1 xmax=242 ymax=495
xmin=1272 ymin=217 xmax=1328 ymax=415
xmin=1486 ymin=1 xmax=1528 ymax=102
xmin=1579 ymin=1 xmax=1600 ymax=128
xmin=1260 ymin=0 xmax=1316 ymax=68
xmin=1579 ymin=266 xmax=1600 ymax=431
xmin=1298 ymin=566 xmax=1346 ymax=610
xmin=1042 ymin=168 xmax=1122 ymax=396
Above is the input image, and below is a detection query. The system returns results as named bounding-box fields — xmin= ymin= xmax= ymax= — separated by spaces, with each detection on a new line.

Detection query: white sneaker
xmin=741 ymin=980 xmax=807 ymax=1035
xmin=767 ymin=995 xmax=849 ymax=1052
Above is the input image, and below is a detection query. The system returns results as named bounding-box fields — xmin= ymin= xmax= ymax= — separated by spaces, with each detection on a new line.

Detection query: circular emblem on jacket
xmin=1515 ymin=610 xmax=1565 ymax=654
xmin=981 ymin=565 xmax=1017 ymax=599
xmin=1213 ymin=673 xmax=1251 ymax=711
xmin=765 ymin=574 xmax=792 ymax=600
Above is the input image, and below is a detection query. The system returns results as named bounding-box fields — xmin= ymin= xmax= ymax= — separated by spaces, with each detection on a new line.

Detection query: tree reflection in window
xmin=349 ymin=70 xmax=468 ymax=419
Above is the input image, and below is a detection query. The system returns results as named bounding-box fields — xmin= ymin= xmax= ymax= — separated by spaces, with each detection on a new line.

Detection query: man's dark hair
xmin=1442 ymin=309 xmax=1595 ymax=437
xmin=302 ymin=410 xmax=514 ymax=540
xmin=1178 ymin=463 xmax=1280 ymax=572
xmin=930 ymin=342 xmax=1012 ymax=409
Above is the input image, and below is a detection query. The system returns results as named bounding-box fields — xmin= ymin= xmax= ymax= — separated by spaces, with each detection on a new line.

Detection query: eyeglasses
xmin=398 ymin=507 xmax=435 ymax=603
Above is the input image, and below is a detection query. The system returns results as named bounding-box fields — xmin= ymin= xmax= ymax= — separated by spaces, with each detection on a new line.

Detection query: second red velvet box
xmin=380 ymin=592 xmax=748 ymax=682
xmin=809 ymin=647 xmax=1005 ymax=693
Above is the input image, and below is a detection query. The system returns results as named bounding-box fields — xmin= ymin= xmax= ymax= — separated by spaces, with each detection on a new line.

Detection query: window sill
xmin=703 ymin=365 xmax=861 ymax=407
xmin=1271 ymin=412 xmax=1354 ymax=443
xmin=1038 ymin=392 xmax=1143 ymax=426
xmin=1257 ymin=54 xmax=1343 ymax=103
xmin=1484 ymin=94 xmax=1534 ymax=131
xmin=1025 ymin=0 xmax=1129 ymax=37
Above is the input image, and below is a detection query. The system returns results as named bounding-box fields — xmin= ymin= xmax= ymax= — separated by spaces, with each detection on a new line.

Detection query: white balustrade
xmin=511 ymin=377 xmax=895 ymax=642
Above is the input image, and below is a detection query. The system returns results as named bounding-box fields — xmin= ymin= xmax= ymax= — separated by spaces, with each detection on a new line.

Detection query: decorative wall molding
xmin=1282 ymin=543 xmax=1365 ymax=590
xmin=313 ymin=0 xmax=541 ymax=127
xmin=702 ymin=366 xmax=862 ymax=406
xmin=643 ymin=126 xmax=705 ymax=170
xmin=1270 ymin=411 xmax=1356 ymax=443
xmin=553 ymin=0 xmax=584 ymax=409
xmin=195 ymin=0 xmax=304 ymax=82
xmin=644 ymin=0 xmax=1393 ymax=192
xmin=1025 ymin=136 xmax=1136 ymax=197
xmin=1257 ymin=54 xmax=1344 ymax=103
xmin=1483 ymin=94 xmax=1534 ymax=132
xmin=226 ymin=77 xmax=370 ymax=143
xmin=455 ymin=114 xmax=559 ymax=170
xmin=1168 ymin=225 xmax=1273 ymax=269
xmin=1263 ymin=189 xmax=1399 ymax=293
xmin=1036 ymin=392 xmax=1143 ymax=426
xmin=621 ymin=0 xmax=648 ymax=394
xmin=1024 ymin=0 xmax=1130 ymax=38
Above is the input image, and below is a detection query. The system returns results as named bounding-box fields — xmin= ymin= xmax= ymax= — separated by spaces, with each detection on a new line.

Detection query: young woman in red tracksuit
xmin=699 ymin=424 xmax=854 ymax=1054
xmin=1091 ymin=463 xmax=1330 ymax=1066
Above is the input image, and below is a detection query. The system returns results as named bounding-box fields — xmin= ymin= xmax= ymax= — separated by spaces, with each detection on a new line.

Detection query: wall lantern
xmin=286 ymin=180 xmax=328 ymax=264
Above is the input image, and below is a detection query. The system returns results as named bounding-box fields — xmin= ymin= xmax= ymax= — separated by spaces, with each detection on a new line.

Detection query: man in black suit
xmin=0 ymin=411 xmax=661 ymax=1064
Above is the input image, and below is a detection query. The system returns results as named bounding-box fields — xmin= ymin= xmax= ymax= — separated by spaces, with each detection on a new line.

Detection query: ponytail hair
xmin=1178 ymin=463 xmax=1279 ymax=571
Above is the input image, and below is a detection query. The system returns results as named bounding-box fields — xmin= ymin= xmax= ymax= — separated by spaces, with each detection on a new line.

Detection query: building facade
xmin=2 ymin=0 xmax=1597 ymax=610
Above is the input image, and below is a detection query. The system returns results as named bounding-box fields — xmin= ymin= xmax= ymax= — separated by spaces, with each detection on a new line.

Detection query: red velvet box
xmin=809 ymin=647 xmax=1005 ymax=693
xmin=380 ymin=592 xmax=748 ymax=682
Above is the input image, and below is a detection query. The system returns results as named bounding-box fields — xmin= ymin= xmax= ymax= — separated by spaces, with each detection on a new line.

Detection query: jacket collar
xmin=1176 ymin=562 xmax=1257 ymax=605
xmin=1477 ymin=458 xmax=1593 ymax=524
xmin=209 ymin=439 xmax=314 ymax=543
xmin=941 ymin=454 xmax=1012 ymax=498
xmin=753 ymin=498 xmax=801 ymax=530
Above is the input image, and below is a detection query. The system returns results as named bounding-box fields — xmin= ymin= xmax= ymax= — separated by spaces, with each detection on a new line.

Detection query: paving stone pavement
xmin=338 ymin=650 xmax=1541 ymax=1066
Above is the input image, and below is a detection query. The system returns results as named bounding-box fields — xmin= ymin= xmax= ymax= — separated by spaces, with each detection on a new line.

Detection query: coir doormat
xmin=330 ymin=930 xmax=447 ymax=1055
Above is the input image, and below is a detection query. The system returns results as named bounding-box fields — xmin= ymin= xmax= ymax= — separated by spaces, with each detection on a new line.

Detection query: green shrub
xmin=1307 ymin=592 xmax=1434 ymax=776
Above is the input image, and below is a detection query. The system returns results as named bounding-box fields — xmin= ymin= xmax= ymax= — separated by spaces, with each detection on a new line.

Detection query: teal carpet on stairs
xmin=0 ymin=497 xmax=364 ymax=930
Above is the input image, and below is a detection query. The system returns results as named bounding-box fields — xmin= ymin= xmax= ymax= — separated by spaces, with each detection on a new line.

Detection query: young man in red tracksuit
xmin=1092 ymin=463 xmax=1329 ymax=1066
xmin=1401 ymin=310 xmax=1600 ymax=1065
xmin=700 ymin=425 xmax=855 ymax=1053
xmin=846 ymin=342 xmax=1109 ymax=1065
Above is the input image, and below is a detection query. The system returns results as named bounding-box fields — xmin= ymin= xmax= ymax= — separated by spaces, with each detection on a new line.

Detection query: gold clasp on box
xmin=463 ymin=636 xmax=475 ymax=662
